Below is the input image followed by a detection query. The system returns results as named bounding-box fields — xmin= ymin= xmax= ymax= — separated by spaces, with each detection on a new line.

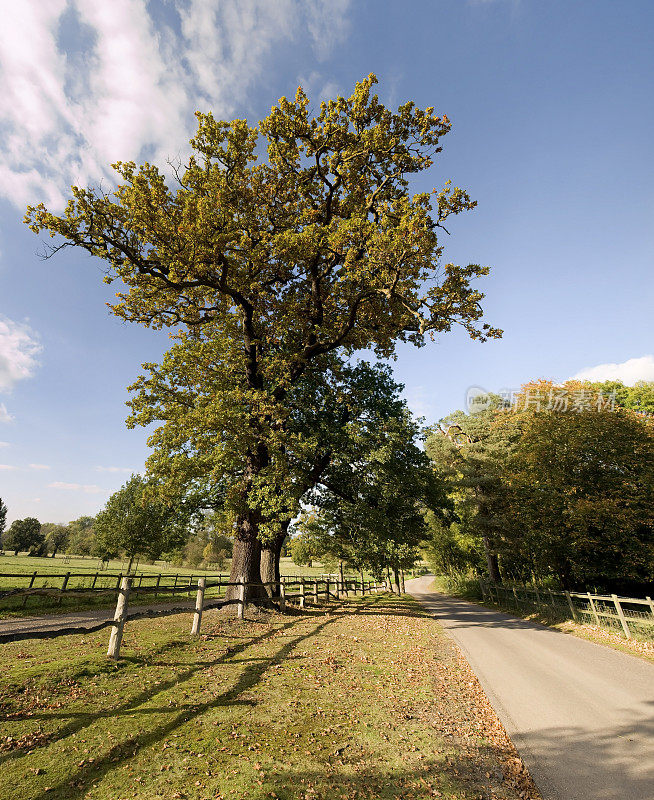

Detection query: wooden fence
xmin=479 ymin=580 xmax=654 ymax=640
xmin=0 ymin=575 xmax=389 ymax=657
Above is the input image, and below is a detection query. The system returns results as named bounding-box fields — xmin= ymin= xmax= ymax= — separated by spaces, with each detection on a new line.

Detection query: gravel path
xmin=407 ymin=576 xmax=654 ymax=800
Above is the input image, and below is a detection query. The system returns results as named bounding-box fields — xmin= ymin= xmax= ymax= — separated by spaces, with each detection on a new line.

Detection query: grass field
xmin=0 ymin=594 xmax=538 ymax=800
xmin=0 ymin=554 xmax=332 ymax=584
xmin=0 ymin=556 xmax=338 ymax=618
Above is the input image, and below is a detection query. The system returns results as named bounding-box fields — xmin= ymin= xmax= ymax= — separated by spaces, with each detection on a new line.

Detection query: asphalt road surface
xmin=407 ymin=576 xmax=654 ymax=800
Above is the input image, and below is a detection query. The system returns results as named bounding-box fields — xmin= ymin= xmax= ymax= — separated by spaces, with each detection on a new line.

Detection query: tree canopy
xmin=26 ymin=75 xmax=499 ymax=590
xmin=425 ymin=380 xmax=654 ymax=592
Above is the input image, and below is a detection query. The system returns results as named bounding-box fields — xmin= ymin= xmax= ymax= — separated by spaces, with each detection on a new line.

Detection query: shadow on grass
xmin=7 ymin=608 xmax=348 ymax=800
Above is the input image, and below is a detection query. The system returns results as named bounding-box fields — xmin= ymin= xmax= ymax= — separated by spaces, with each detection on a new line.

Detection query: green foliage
xmin=95 ymin=475 xmax=190 ymax=563
xmin=0 ymin=497 xmax=7 ymax=533
xmin=587 ymin=379 xmax=654 ymax=415
xmin=5 ymin=518 xmax=44 ymax=556
xmin=426 ymin=380 xmax=654 ymax=592
xmin=41 ymin=523 xmax=69 ymax=557
xmin=289 ymin=531 xmax=320 ymax=567
xmin=65 ymin=516 xmax=97 ymax=557
xmin=25 ymin=75 xmax=499 ymax=581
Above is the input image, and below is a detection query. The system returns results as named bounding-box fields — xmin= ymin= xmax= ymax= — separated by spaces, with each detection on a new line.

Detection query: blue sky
xmin=0 ymin=0 xmax=652 ymax=524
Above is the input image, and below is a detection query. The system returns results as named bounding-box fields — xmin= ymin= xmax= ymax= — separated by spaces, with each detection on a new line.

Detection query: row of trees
xmin=425 ymin=380 xmax=654 ymax=593
xmin=27 ymin=76 xmax=498 ymax=597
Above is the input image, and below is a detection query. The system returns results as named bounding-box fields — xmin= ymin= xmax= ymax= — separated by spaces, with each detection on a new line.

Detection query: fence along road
xmin=407 ymin=575 xmax=654 ymax=800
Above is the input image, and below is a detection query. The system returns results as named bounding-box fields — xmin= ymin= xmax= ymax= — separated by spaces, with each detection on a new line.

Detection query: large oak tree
xmin=26 ymin=75 xmax=499 ymax=590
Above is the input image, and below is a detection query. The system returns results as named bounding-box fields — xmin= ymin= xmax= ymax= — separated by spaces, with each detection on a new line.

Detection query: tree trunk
xmin=482 ymin=535 xmax=502 ymax=584
xmin=339 ymin=560 xmax=344 ymax=584
xmin=126 ymin=554 xmax=134 ymax=574
xmin=260 ymin=521 xmax=288 ymax=598
xmin=393 ymin=566 xmax=401 ymax=595
xmin=226 ymin=506 xmax=269 ymax=608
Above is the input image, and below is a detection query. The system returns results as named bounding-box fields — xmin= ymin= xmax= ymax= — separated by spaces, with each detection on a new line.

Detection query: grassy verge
xmin=0 ymin=594 xmax=538 ymax=800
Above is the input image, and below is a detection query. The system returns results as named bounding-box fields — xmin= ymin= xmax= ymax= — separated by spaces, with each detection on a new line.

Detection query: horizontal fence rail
xmin=0 ymin=575 xmax=393 ymax=654
xmin=479 ymin=580 xmax=654 ymax=640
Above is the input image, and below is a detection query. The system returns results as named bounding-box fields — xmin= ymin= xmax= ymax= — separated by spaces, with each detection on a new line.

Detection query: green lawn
xmin=0 ymin=556 xmax=343 ymax=618
xmin=0 ymin=594 xmax=538 ymax=800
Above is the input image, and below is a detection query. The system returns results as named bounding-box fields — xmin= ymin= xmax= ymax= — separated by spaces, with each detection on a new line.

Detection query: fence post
xmin=91 ymin=572 xmax=99 ymax=590
xmin=191 ymin=577 xmax=206 ymax=635
xmin=512 ymin=587 xmax=519 ymax=608
xmin=335 ymin=579 xmax=340 ymax=600
xmin=299 ymin=579 xmax=305 ymax=609
xmin=313 ymin=579 xmax=318 ymax=604
xmin=154 ymin=574 xmax=161 ymax=599
xmin=22 ymin=571 xmax=37 ymax=608
xmin=647 ymin=596 xmax=654 ymax=619
xmin=115 ymin=573 xmax=123 ymax=591
xmin=325 ymin=578 xmax=330 ymax=601
xmin=586 ymin=592 xmax=600 ymax=626
xmin=564 ymin=591 xmax=579 ymax=622
xmin=107 ymin=577 xmax=131 ymax=660
xmin=237 ymin=575 xmax=245 ymax=619
xmin=548 ymin=588 xmax=556 ymax=609
xmin=58 ymin=572 xmax=71 ymax=605
xmin=279 ymin=579 xmax=286 ymax=612
xmin=612 ymin=594 xmax=631 ymax=639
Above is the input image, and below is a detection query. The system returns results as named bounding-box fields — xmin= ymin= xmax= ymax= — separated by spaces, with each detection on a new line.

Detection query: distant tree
xmin=41 ymin=523 xmax=69 ymax=557
xmin=5 ymin=517 xmax=43 ymax=556
xmin=95 ymin=475 xmax=191 ymax=572
xmin=202 ymin=535 xmax=233 ymax=570
xmin=0 ymin=497 xmax=7 ymax=550
xmin=290 ymin=532 xmax=320 ymax=568
xmin=66 ymin=516 xmax=97 ymax=557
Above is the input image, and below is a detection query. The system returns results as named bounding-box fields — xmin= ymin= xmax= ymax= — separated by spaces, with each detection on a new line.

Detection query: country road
xmin=407 ymin=576 xmax=654 ymax=800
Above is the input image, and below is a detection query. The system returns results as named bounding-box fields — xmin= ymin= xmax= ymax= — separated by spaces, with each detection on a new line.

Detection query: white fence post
xmin=279 ymin=579 xmax=286 ymax=612
xmin=107 ymin=576 xmax=131 ymax=660
xmin=299 ymin=578 xmax=305 ymax=609
xmin=612 ymin=594 xmax=631 ymax=639
xmin=237 ymin=575 xmax=245 ymax=619
xmin=191 ymin=577 xmax=206 ymax=635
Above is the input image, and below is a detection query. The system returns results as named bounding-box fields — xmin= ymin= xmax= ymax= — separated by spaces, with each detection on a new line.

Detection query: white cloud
xmin=0 ymin=404 xmax=14 ymax=423
xmin=29 ymin=463 xmax=51 ymax=470
xmin=0 ymin=441 xmax=9 ymax=447
xmin=0 ymin=316 xmax=41 ymax=392
xmin=0 ymin=464 xmax=17 ymax=470
xmin=94 ymin=466 xmax=132 ymax=473
xmin=572 ymin=355 xmax=654 ymax=386
xmin=48 ymin=481 xmax=108 ymax=494
xmin=0 ymin=0 xmax=351 ymax=209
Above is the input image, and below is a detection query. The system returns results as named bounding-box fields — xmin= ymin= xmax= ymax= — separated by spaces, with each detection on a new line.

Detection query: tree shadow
xmin=12 ymin=612 xmax=343 ymax=800
xmin=0 ymin=614 xmax=301 ymax=765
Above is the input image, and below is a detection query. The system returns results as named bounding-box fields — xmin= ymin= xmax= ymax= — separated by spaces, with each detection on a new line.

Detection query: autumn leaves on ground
xmin=0 ymin=595 xmax=539 ymax=800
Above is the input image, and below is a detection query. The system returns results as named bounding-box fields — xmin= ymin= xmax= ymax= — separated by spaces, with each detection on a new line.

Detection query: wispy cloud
xmin=48 ymin=481 xmax=108 ymax=494
xmin=0 ymin=316 xmax=41 ymax=392
xmin=0 ymin=441 xmax=9 ymax=447
xmin=29 ymin=463 xmax=51 ymax=470
xmin=0 ymin=0 xmax=351 ymax=209
xmin=0 ymin=404 xmax=13 ymax=423
xmin=94 ymin=466 xmax=132 ymax=473
xmin=572 ymin=355 xmax=654 ymax=386
xmin=0 ymin=464 xmax=17 ymax=470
